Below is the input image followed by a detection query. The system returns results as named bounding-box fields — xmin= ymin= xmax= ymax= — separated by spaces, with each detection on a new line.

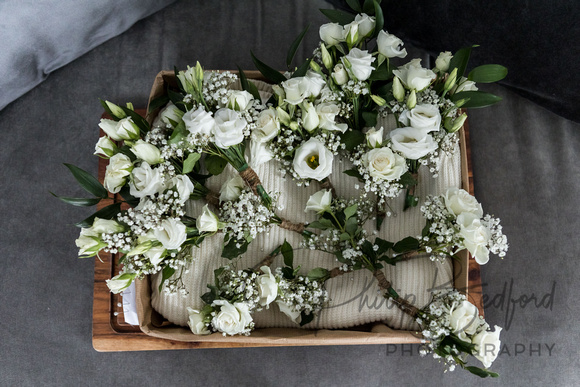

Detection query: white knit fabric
xmin=151 ymin=81 xmax=460 ymax=330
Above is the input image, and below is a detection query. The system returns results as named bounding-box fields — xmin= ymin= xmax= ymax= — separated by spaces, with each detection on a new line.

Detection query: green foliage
xmin=287 ymin=25 xmax=310 ymax=69
xmin=251 ymin=51 xmax=287 ymax=84
xmin=159 ymin=266 xmax=176 ymax=292
xmin=221 ymin=237 xmax=249 ymax=259
xmin=451 ymin=91 xmax=502 ymax=108
xmin=75 ymin=202 xmax=122 ymax=228
xmin=51 ymin=193 xmax=102 ymax=207
xmin=299 ymin=311 xmax=315 ymax=326
xmin=362 ymin=111 xmax=378 ymax=127
xmin=307 ymin=268 xmax=330 ymax=281
xmin=468 ymin=64 xmax=508 ymax=83
xmin=465 ymin=366 xmax=499 ymax=378
xmin=147 ymin=94 xmax=170 ymax=114
xmin=448 ymin=45 xmax=478 ymax=78
xmin=290 ymin=58 xmax=313 ymax=78
xmin=236 ymin=66 xmax=262 ymax=101
xmin=393 ymin=236 xmax=420 ymax=253
xmin=340 ymin=129 xmax=365 ymax=151
xmin=319 ymin=9 xmax=356 ymax=25
xmin=372 ymin=0 xmax=384 ymax=37
xmin=343 ymin=168 xmax=363 ymax=181
xmin=205 ymin=154 xmax=228 ymax=175
xmin=281 ymin=240 xmax=294 ymax=268
xmin=63 ymin=163 xmax=109 ymax=199
xmin=183 ymin=153 xmax=201 ymax=174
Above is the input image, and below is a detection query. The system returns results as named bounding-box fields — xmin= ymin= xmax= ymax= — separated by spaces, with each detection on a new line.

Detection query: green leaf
xmin=393 ymin=237 xmax=420 ymax=253
xmin=281 ymin=267 xmax=295 ymax=280
xmin=340 ymin=129 xmax=365 ymax=151
xmin=147 ymin=94 xmax=170 ymax=114
xmin=201 ymin=286 xmax=217 ymax=305
xmin=399 ymin=171 xmax=418 ymax=188
xmin=362 ymin=0 xmax=376 ymax=14
xmin=299 ymin=311 xmax=315 ymax=326
xmin=291 ymin=57 xmax=312 ymax=78
xmin=343 ymin=168 xmax=363 ymax=180
xmin=307 ymin=218 xmax=334 ymax=230
xmin=343 ymin=204 xmax=358 ymax=220
xmin=64 ymin=163 xmax=109 ymax=199
xmin=372 ymin=0 xmax=384 ymax=36
xmin=307 ymin=268 xmax=330 ymax=281
xmin=159 ymin=266 xmax=176 ymax=292
xmin=287 ymin=25 xmax=310 ymax=69
xmin=281 ymin=240 xmax=294 ymax=268
xmin=167 ymin=89 xmax=187 ymax=111
xmin=465 ymin=366 xmax=499 ymax=378
xmin=236 ymin=66 xmax=262 ymax=101
xmin=368 ymin=61 xmax=393 ymax=81
xmin=346 ymin=0 xmax=362 ymax=12
xmin=448 ymin=45 xmax=478 ymax=78
xmin=118 ymin=185 xmax=139 ymax=207
xmin=422 ymin=221 xmax=432 ymax=237
xmin=335 ymin=250 xmax=347 ymax=263
xmin=468 ymin=64 xmax=508 ymax=83
xmin=119 ymin=106 xmax=150 ymax=136
xmin=362 ymin=111 xmax=378 ymax=127
xmin=205 ymin=154 xmax=228 ymax=175
xmin=374 ymin=238 xmax=393 ymax=255
xmin=50 ymin=193 xmax=102 ymax=207
xmin=251 ymin=51 xmax=287 ymax=84
xmin=75 ymin=202 xmax=122 ymax=228
xmin=451 ymin=91 xmax=502 ymax=108
xmin=345 ymin=216 xmax=358 ymax=236
xmin=221 ymin=238 xmax=249 ymax=259
xmin=339 ymin=232 xmax=351 ymax=241
xmin=183 ymin=153 xmax=201 ymax=174
xmin=319 ymin=9 xmax=356 ymax=25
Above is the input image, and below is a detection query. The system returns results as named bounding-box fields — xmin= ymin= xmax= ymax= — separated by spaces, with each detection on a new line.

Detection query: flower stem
xmin=372 ymin=269 xmax=420 ymax=318
xmin=252 ymin=246 xmax=282 ymax=271
xmin=319 ymin=177 xmax=337 ymax=199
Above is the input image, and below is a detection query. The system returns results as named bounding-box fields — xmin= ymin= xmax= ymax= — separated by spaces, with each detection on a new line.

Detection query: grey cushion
xmin=0 ymin=0 xmax=175 ymax=111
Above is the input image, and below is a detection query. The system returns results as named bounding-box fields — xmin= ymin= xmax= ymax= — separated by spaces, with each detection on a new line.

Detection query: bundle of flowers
xmin=55 ymin=0 xmax=509 ymax=377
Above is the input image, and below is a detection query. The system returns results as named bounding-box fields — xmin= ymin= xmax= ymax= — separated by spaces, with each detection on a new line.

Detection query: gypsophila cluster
xmin=220 ymin=189 xmax=278 ymax=242
xmin=275 ymin=268 xmax=329 ymax=321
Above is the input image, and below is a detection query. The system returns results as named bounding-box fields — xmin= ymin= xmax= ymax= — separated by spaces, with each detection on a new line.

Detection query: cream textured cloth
xmin=151 ymin=81 xmax=459 ymax=330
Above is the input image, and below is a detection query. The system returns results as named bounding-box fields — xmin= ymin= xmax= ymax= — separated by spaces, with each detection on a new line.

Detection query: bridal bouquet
xmin=55 ymin=0 xmax=508 ymax=378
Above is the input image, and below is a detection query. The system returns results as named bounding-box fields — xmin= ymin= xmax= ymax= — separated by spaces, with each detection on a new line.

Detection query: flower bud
xmin=445 ymin=113 xmax=468 ymax=133
xmin=331 ymin=64 xmax=349 ymax=85
xmin=276 ymin=106 xmax=291 ymax=126
xmin=435 ymin=51 xmax=453 ymax=72
xmin=406 ymin=89 xmax=417 ymax=109
xmin=302 ymin=102 xmax=320 ymax=132
xmin=366 ymin=127 xmax=384 ymax=148
xmin=393 ymin=76 xmax=405 ymax=102
xmin=289 ymin=121 xmax=300 ymax=131
xmin=371 ymin=95 xmax=387 ymax=107
xmin=94 ymin=136 xmax=117 ymax=158
xmin=444 ymin=68 xmax=458 ymax=93
xmin=131 ymin=140 xmax=162 ymax=165
xmin=309 ymin=60 xmax=322 ymax=74
xmin=320 ymin=43 xmax=333 ymax=70
xmin=106 ymin=272 xmax=137 ymax=294
xmin=196 ymin=204 xmax=221 ymax=233
xmin=105 ymin=101 xmax=126 ymax=119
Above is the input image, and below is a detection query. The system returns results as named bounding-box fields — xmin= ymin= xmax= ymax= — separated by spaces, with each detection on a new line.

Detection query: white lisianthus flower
xmin=183 ymin=106 xmax=215 ymax=136
xmin=365 ymin=127 xmax=384 ymax=148
xmin=472 ymin=325 xmax=502 ymax=368
xmin=94 ymin=136 xmax=116 ymax=158
xmin=106 ymin=272 xmax=136 ymax=294
xmin=211 ymin=300 xmax=253 ymax=336
xmin=319 ymin=22 xmax=344 ymax=46
xmin=131 ymin=140 xmax=162 ymax=165
xmin=227 ymin=90 xmax=254 ymax=111
xmin=282 ymin=77 xmax=309 ymax=105
xmin=362 ymin=147 xmax=407 ymax=181
xmin=392 ymin=59 xmax=436 ymax=91
xmin=98 ymin=117 xmax=139 ymax=141
xmin=257 ymin=266 xmax=278 ymax=307
xmin=276 ymin=300 xmax=301 ymax=323
xmin=388 ymin=127 xmax=438 ymax=159
xmin=457 ymin=213 xmax=491 ymax=265
xmin=248 ymin=140 xmax=274 ymax=168
xmin=213 ymin=108 xmax=247 ymax=148
xmin=104 ymin=153 xmax=132 ymax=194
xmin=343 ymin=13 xmax=375 ymax=45
xmin=303 ymin=70 xmax=326 ymax=99
xmin=302 ymin=102 xmax=320 ymax=132
xmin=435 ymin=51 xmax=453 ymax=72
xmin=129 ymin=162 xmax=166 ymax=198
xmin=449 ymin=300 xmax=480 ymax=341
xmin=452 ymin=77 xmax=479 ymax=93
xmin=152 ymin=102 xmax=184 ymax=128
xmin=196 ymin=204 xmax=220 ymax=233
xmin=143 ymin=245 xmax=166 ymax=266
xmin=75 ymin=227 xmax=104 ymax=257
xmin=171 ymin=175 xmax=194 ymax=204
xmin=377 ymin=30 xmax=407 ymax=58
xmin=154 ymin=218 xmax=187 ymax=250
xmin=305 ymin=190 xmax=333 ymax=214
xmin=252 ymin=108 xmax=280 ymax=143
xmin=398 ymin=104 xmax=441 ymax=132
xmin=92 ymin=218 xmax=125 ymax=234
xmin=219 ymin=175 xmax=245 ymax=202
xmin=342 ymin=48 xmax=375 ymax=81
xmin=316 ymin=102 xmax=348 ymax=132
xmin=187 ymin=307 xmax=211 ymax=335
xmin=331 ymin=63 xmax=349 ymax=85
xmin=443 ymin=187 xmax=483 ymax=218
xmin=292 ymin=138 xmax=334 ymax=181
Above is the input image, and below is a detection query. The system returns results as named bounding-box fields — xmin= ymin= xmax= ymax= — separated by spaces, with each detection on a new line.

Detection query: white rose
xmin=366 ymin=127 xmax=384 ymax=148
xmin=342 ymin=48 xmax=375 ymax=81
xmin=343 ymin=13 xmax=375 ymax=45
xmin=104 ymin=153 xmax=132 ymax=194
xmin=392 ymin=59 xmax=436 ymax=91
xmin=388 ymin=127 xmax=438 ymax=159
xmin=154 ymin=218 xmax=187 ymax=250
xmin=377 ymin=30 xmax=407 ymax=59
xmin=316 ymin=102 xmax=348 ymax=132
xmin=362 ymin=147 xmax=407 ymax=181
xmin=276 ymin=300 xmax=301 ymax=323
xmin=171 ymin=175 xmax=194 ymax=204
xmin=131 ymin=140 xmax=162 ymax=165
xmin=457 ymin=213 xmax=491 ymax=265
xmin=331 ymin=63 xmax=349 ymax=85
xmin=292 ymin=138 xmax=334 ymax=181
xmin=106 ymin=272 xmax=136 ymax=294
xmin=305 ymin=190 xmax=332 ymax=213
xmin=94 ymin=136 xmax=116 ymax=158
xmin=252 ymin=108 xmax=279 ymax=143
xmin=435 ymin=51 xmax=453 ymax=72
xmin=449 ymin=300 xmax=480 ymax=341
xmin=444 ymin=187 xmax=483 ymax=218
xmin=453 ymin=77 xmax=479 ymax=93
xmin=186 ymin=307 xmax=211 ymax=335
xmin=302 ymin=102 xmax=320 ymax=132
xmin=398 ymin=104 xmax=441 ymax=132
xmin=472 ymin=325 xmax=502 ymax=368
xmin=143 ymin=245 xmax=166 ymax=266
xmin=211 ymin=300 xmax=253 ymax=336
xmin=183 ymin=106 xmax=215 ymax=136
xmin=303 ymin=70 xmax=326 ymax=99
xmin=129 ymin=162 xmax=166 ymax=198
xmin=98 ymin=117 xmax=139 ymax=141
xmin=227 ymin=90 xmax=254 ymax=111
xmin=75 ymin=227 xmax=103 ymax=257
xmin=152 ymin=102 xmax=184 ymax=128
xmin=282 ymin=77 xmax=309 ymax=105
xmin=219 ymin=175 xmax=245 ymax=202
xmin=319 ymin=22 xmax=344 ymax=47
xmin=248 ymin=139 xmax=274 ymax=168
xmin=92 ymin=218 xmax=125 ymax=234
xmin=257 ymin=266 xmax=278 ymax=306
xmin=213 ymin=108 xmax=247 ymax=148
xmin=196 ymin=204 xmax=220 ymax=232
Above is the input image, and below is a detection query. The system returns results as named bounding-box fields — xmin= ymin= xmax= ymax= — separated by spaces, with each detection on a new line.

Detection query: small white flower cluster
xmin=419 ymin=194 xmax=464 ymax=262
xmin=202 ymin=71 xmax=239 ymax=109
xmin=341 ymin=79 xmax=370 ymax=96
xmin=275 ymin=268 xmax=329 ymax=322
xmin=220 ymin=189 xmax=277 ymax=242
xmin=214 ymin=267 xmax=262 ymax=311
xmin=313 ymin=131 xmax=345 ymax=155
xmin=481 ymin=215 xmax=508 ymax=258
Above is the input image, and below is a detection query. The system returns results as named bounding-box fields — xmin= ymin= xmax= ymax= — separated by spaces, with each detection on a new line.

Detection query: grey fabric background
xmin=1 ymin=1 xmax=578 ymax=385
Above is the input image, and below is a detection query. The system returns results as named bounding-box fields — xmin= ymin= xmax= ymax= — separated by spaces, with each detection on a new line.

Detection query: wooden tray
xmin=92 ymin=109 xmax=483 ymax=352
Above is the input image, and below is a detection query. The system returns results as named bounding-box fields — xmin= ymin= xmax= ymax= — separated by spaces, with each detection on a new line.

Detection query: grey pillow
xmin=0 ymin=0 xmax=175 ymax=111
